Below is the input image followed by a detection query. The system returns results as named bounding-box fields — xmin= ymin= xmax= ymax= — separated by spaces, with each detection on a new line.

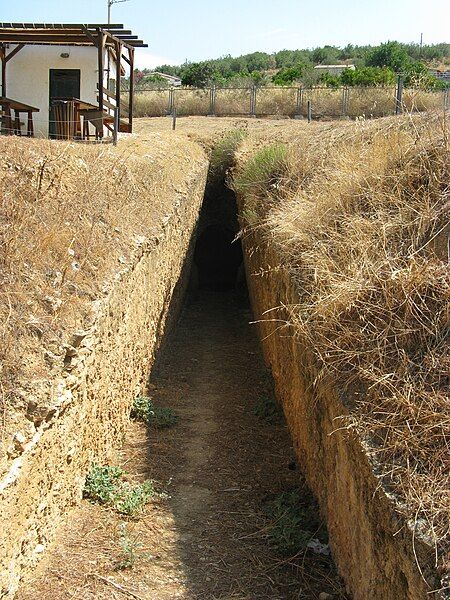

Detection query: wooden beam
xmin=97 ymin=96 xmax=116 ymax=112
xmin=128 ymin=46 xmax=135 ymax=132
xmin=0 ymin=23 xmax=124 ymax=29
xmin=114 ymin=41 xmax=122 ymax=144
xmin=121 ymin=53 xmax=131 ymax=66
xmin=96 ymin=84 xmax=116 ymax=100
xmin=0 ymin=34 xmax=95 ymax=43
xmin=0 ymin=43 xmax=6 ymax=97
xmin=5 ymin=43 xmax=25 ymax=62
xmin=97 ymin=28 xmax=106 ymax=139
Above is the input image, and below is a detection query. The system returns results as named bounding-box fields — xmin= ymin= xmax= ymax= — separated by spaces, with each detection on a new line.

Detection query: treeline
xmin=135 ymin=41 xmax=449 ymax=90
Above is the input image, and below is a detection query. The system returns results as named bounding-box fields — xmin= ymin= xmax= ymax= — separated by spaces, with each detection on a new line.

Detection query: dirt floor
xmin=16 ymin=291 xmax=347 ymax=600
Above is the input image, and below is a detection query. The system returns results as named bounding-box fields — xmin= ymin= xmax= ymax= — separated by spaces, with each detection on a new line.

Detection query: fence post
xmin=172 ymin=107 xmax=177 ymax=130
xmin=167 ymin=88 xmax=174 ymax=115
xmin=113 ymin=105 xmax=119 ymax=146
xmin=295 ymin=87 xmax=303 ymax=118
xmin=342 ymin=87 xmax=348 ymax=117
xmin=307 ymin=100 xmax=312 ymax=122
xmin=209 ymin=85 xmax=216 ymax=116
xmin=395 ymin=75 xmax=404 ymax=115
xmin=250 ymin=86 xmax=257 ymax=117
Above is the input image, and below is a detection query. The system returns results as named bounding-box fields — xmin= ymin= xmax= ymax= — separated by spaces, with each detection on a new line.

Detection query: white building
xmin=151 ymin=72 xmax=182 ymax=87
xmin=314 ymin=64 xmax=356 ymax=76
xmin=0 ymin=24 xmax=147 ymax=139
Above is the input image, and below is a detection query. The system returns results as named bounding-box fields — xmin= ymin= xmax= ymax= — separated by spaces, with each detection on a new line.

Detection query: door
xmin=49 ymin=69 xmax=81 ymax=138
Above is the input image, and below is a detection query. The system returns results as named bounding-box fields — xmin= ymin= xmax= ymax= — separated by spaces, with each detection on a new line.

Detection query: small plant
xmin=84 ymin=464 xmax=123 ymax=505
xmin=114 ymin=480 xmax=155 ymax=516
xmin=116 ymin=523 xmax=149 ymax=570
xmin=209 ymin=129 xmax=247 ymax=181
xmin=84 ymin=464 xmax=155 ymax=516
xmin=131 ymin=395 xmax=178 ymax=429
xmin=253 ymin=394 xmax=283 ymax=423
xmin=265 ymin=489 xmax=328 ymax=557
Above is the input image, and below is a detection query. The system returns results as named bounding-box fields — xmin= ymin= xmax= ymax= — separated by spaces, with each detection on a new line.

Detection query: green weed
xmin=209 ymin=129 xmax=247 ymax=181
xmin=131 ymin=396 xmax=178 ymax=429
xmin=253 ymin=394 xmax=283 ymax=423
xmin=265 ymin=489 xmax=328 ymax=557
xmin=116 ymin=523 xmax=150 ymax=570
xmin=84 ymin=464 xmax=155 ymax=516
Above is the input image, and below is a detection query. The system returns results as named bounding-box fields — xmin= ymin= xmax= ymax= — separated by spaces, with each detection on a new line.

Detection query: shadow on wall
xmin=194 ymin=225 xmax=243 ymax=292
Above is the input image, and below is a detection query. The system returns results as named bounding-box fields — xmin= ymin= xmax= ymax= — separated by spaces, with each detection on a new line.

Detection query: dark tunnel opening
xmin=194 ymin=224 xmax=243 ymax=292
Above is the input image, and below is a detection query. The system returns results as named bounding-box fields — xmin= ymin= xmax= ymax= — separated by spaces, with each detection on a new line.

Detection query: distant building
xmin=314 ymin=64 xmax=356 ymax=76
xmin=428 ymin=69 xmax=450 ymax=82
xmin=151 ymin=72 xmax=182 ymax=86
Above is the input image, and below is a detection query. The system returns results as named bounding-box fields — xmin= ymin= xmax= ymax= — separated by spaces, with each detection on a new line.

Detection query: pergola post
xmin=97 ymin=28 xmax=106 ymax=138
xmin=128 ymin=46 xmax=134 ymax=132
xmin=0 ymin=44 xmax=6 ymax=97
xmin=113 ymin=41 xmax=122 ymax=144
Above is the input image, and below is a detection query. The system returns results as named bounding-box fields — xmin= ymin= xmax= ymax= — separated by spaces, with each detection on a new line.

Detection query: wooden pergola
xmin=0 ymin=23 xmax=148 ymax=139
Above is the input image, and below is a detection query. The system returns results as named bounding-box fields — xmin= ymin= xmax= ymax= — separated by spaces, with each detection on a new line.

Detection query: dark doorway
xmin=49 ymin=69 xmax=81 ymax=138
xmin=194 ymin=225 xmax=243 ymax=291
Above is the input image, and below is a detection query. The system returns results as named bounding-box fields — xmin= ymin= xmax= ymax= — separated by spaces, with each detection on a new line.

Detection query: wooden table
xmin=52 ymin=98 xmax=112 ymax=140
xmin=0 ymin=97 xmax=39 ymax=137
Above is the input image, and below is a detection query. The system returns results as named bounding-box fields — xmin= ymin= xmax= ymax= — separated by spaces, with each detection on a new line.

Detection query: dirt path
xmin=17 ymin=292 xmax=346 ymax=600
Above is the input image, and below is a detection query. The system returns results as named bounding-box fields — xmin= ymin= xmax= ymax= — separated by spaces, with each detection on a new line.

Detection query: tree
xmin=319 ymin=72 xmax=341 ymax=88
xmin=366 ymin=41 xmax=410 ymax=72
xmin=403 ymin=62 xmax=446 ymax=89
xmin=272 ymin=65 xmax=305 ymax=85
xmin=181 ymin=62 xmax=215 ymax=87
xmin=341 ymin=66 xmax=396 ymax=87
xmin=312 ymin=45 xmax=340 ymax=65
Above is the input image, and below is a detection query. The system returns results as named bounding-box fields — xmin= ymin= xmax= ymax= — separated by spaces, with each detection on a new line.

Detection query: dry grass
xmin=131 ymin=87 xmax=446 ymax=119
xmin=233 ymin=113 xmax=450 ymax=554
xmin=134 ymin=90 xmax=169 ymax=117
xmin=0 ymin=132 xmax=206 ymax=457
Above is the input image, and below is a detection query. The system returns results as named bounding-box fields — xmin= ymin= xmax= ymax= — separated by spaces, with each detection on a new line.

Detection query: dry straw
xmin=234 ymin=113 xmax=449 ymax=553
xmin=0 ymin=132 xmax=205 ymax=445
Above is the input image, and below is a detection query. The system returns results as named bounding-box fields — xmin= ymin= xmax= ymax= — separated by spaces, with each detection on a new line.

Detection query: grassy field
xmin=133 ymin=86 xmax=447 ymax=119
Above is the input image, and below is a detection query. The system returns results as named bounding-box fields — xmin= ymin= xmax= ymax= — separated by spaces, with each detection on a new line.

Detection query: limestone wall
xmin=240 ymin=223 xmax=443 ymax=600
xmin=0 ymin=161 xmax=208 ymax=598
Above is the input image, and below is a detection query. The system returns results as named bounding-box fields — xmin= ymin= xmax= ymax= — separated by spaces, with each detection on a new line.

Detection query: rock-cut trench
xmin=16 ymin=178 xmax=346 ymax=599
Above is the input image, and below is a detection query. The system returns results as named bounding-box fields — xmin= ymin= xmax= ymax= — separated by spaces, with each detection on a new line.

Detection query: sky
xmin=2 ymin=0 xmax=449 ymax=69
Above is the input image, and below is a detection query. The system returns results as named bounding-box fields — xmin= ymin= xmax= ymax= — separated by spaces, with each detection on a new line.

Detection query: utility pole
xmin=420 ymin=33 xmax=423 ymax=56
xmin=107 ymin=0 xmax=131 ymax=25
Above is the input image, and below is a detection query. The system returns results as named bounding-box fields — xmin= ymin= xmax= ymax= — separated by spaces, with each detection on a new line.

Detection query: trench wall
xmin=0 ymin=161 xmax=208 ymax=598
xmin=240 ymin=222 xmax=441 ymax=600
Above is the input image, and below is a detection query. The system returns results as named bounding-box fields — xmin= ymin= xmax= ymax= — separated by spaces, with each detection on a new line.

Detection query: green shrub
xmin=272 ymin=65 xmax=305 ymax=86
xmin=265 ymin=489 xmax=328 ymax=557
xmin=131 ymin=396 xmax=178 ymax=429
xmin=84 ymin=464 xmax=155 ymax=516
xmin=232 ymin=143 xmax=289 ymax=224
xmin=341 ymin=66 xmax=396 ymax=87
xmin=253 ymin=395 xmax=283 ymax=422
xmin=209 ymin=129 xmax=247 ymax=181
xmin=84 ymin=465 xmax=123 ymax=505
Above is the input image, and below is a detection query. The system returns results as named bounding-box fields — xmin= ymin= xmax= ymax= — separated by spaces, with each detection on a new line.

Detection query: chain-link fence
xmin=132 ymin=85 xmax=449 ymax=119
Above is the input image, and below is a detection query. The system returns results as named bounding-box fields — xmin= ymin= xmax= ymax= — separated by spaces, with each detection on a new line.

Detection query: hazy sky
xmin=3 ymin=0 xmax=449 ymax=68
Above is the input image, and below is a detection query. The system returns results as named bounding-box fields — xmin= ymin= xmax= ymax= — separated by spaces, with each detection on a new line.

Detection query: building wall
xmin=314 ymin=65 xmax=355 ymax=76
xmin=4 ymin=44 xmax=114 ymax=138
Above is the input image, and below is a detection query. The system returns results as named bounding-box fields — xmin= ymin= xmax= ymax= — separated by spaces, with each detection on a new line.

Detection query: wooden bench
xmin=0 ymin=97 xmax=39 ymax=137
